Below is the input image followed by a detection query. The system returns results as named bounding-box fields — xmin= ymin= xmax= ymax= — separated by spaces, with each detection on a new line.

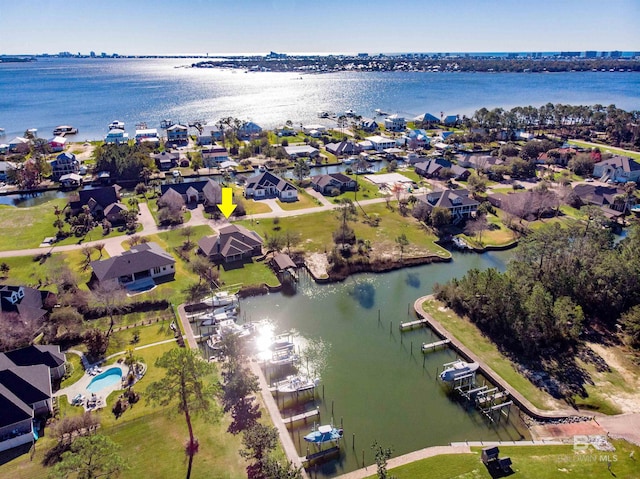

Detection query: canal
xmin=233 ymin=249 xmax=530 ymax=477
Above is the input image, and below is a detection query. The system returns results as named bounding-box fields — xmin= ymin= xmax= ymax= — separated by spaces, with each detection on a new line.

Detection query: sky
xmin=0 ymin=0 xmax=638 ymax=56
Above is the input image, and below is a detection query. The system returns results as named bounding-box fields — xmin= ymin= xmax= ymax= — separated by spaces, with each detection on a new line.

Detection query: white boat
xmin=200 ymin=311 xmax=236 ymax=327
xmin=271 ymin=375 xmax=319 ymax=394
xmin=317 ymin=111 xmax=330 ymax=118
xmin=270 ymin=342 xmax=298 ymax=366
xmin=451 ymin=237 xmax=469 ymax=250
xmin=109 ymin=120 xmax=125 ymax=130
xmin=439 ymin=361 xmax=480 ymax=382
xmin=202 ymin=291 xmax=238 ymax=307
xmin=53 ymin=125 xmax=78 ymax=136
xmin=345 ymin=109 xmax=355 ymax=116
xmin=218 ymin=319 xmax=254 ymax=338
xmin=304 ymin=424 xmax=343 ymax=444
xmin=374 ymin=109 xmax=388 ymax=116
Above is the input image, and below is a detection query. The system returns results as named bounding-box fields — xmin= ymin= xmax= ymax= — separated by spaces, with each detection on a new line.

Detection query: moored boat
xmin=271 ymin=375 xmax=319 ymax=394
xmin=439 ymin=360 xmax=480 ymax=382
xmin=53 ymin=125 xmax=78 ymax=136
xmin=304 ymin=424 xmax=343 ymax=444
xmin=200 ymin=311 xmax=236 ymax=327
xmin=202 ymin=291 xmax=238 ymax=307
xmin=109 ymin=120 xmax=125 ymax=130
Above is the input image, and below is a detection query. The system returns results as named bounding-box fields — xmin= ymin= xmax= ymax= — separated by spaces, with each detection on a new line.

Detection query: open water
xmin=1 ymin=58 xmax=639 ymax=140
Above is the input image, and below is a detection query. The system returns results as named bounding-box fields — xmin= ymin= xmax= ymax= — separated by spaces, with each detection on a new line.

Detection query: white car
xmin=172 ymin=170 xmax=181 ymax=177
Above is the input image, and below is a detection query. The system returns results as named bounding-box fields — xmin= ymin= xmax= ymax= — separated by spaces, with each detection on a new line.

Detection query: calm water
xmin=1 ymin=58 xmax=639 ymax=140
xmin=219 ymin=250 xmax=525 ymax=476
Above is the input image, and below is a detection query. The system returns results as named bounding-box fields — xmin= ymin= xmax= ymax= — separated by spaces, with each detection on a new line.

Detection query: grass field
xmin=568 ymin=140 xmax=640 ymax=161
xmin=0 ymin=198 xmax=67 ymax=250
xmin=276 ymin=189 xmax=321 ymax=210
xmin=422 ymin=298 xmax=563 ymax=411
xmin=366 ymin=441 xmax=640 ymax=479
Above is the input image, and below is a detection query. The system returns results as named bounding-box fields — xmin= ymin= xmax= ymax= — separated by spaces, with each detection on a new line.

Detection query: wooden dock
xmin=421 ymin=339 xmax=451 ymax=353
xmin=399 ymin=318 xmax=429 ymax=331
xmin=299 ymin=446 xmax=340 ymax=467
xmin=283 ymin=408 xmax=319 ymax=424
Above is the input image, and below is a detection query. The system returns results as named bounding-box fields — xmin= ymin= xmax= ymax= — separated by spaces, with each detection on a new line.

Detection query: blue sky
xmin=1 ymin=0 xmax=638 ymax=55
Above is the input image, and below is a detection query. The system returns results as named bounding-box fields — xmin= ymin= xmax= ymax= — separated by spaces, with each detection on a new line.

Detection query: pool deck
xmin=55 ymin=364 xmax=124 ymax=411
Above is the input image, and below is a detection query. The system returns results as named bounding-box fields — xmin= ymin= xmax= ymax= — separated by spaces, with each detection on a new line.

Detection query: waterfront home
xmin=416 ymin=189 xmax=479 ymax=222
xmin=403 ymin=129 xmax=431 ymax=149
xmin=197 ymin=124 xmax=224 ymax=145
xmin=572 ymin=184 xmax=635 ymax=215
xmin=153 ymin=151 xmax=178 ymax=171
xmin=0 ymin=285 xmax=53 ymax=325
xmin=442 ymin=115 xmax=459 ymax=126
xmin=413 ymin=113 xmax=440 ymax=127
xmin=202 ymin=144 xmax=229 ymax=167
xmin=90 ymin=242 xmax=176 ymax=289
xmin=238 ymin=121 xmax=262 ymax=139
xmin=166 ymin=124 xmax=188 ymax=144
xmin=517 ymin=131 xmax=534 ymax=141
xmin=59 ymin=173 xmax=83 ymax=188
xmin=284 ymin=145 xmax=319 ymax=159
xmin=592 ymin=155 xmax=640 ymax=183
xmin=198 ymin=224 xmax=263 ymax=264
xmin=135 ymin=128 xmax=160 ymax=146
xmin=49 ymin=151 xmax=79 ymax=180
xmin=103 ymin=202 xmax=128 ymax=224
xmin=275 ymin=125 xmax=297 ymax=137
xmin=48 ymin=136 xmax=67 ymax=152
xmin=244 ymin=171 xmax=298 ymax=202
xmin=69 ymin=185 xmax=122 ymax=217
xmin=359 ymin=118 xmax=379 ymax=132
xmin=414 ymin=159 xmax=452 ymax=178
xmin=384 ymin=114 xmax=406 ymax=132
xmin=302 ymin=124 xmax=327 ymax=135
xmin=0 ymin=160 xmax=17 ymax=180
xmin=310 ymin=173 xmax=357 ymax=195
xmin=104 ymin=129 xmax=129 ymax=145
xmin=160 ymin=179 xmax=222 ymax=208
xmin=365 ymin=135 xmax=396 ymax=152
xmin=536 ymin=147 xmax=576 ymax=166
xmin=325 ymin=140 xmax=361 ymax=157
xmin=8 ymin=136 xmax=29 ymax=153
xmin=456 ymin=154 xmax=501 ymax=172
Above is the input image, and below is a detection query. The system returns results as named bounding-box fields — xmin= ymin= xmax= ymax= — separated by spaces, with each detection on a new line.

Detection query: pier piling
xmin=352 ymin=433 xmax=355 ymax=450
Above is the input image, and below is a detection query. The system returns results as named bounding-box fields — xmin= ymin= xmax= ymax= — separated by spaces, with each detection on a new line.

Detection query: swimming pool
xmin=86 ymin=367 xmax=123 ymax=393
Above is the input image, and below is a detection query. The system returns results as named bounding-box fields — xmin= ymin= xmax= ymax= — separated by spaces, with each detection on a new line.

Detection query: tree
xmin=292 ymin=158 xmax=310 ymax=183
xmin=240 ymin=423 xmax=279 ymax=479
xmin=50 ymin=434 xmax=127 ymax=479
xmin=0 ymin=262 xmax=10 ymax=277
xmin=464 ymin=215 xmax=489 ymax=244
xmin=430 ymin=207 xmax=451 ymax=228
xmin=181 ymin=226 xmax=195 ymax=250
xmin=371 ymin=441 xmax=397 ymax=479
xmin=395 ymin=233 xmax=409 ymax=260
xmin=93 ymin=243 xmax=105 ymax=259
xmin=92 ymin=281 xmax=127 ymax=338
xmin=622 ymin=305 xmax=640 ymax=349
xmin=83 ymin=328 xmax=109 ymax=359
xmin=467 ymin=172 xmax=487 ymax=198
xmin=146 ymin=348 xmax=220 ymax=479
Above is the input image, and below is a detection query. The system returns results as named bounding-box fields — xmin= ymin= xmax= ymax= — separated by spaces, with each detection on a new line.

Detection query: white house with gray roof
xmin=593 ymin=156 xmax=640 ymax=183
xmin=90 ymin=242 xmax=175 ymax=289
xmin=244 ymin=171 xmax=298 ymax=202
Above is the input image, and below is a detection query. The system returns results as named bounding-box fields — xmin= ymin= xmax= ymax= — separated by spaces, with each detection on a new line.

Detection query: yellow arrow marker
xmin=217 ymin=187 xmax=237 ymax=219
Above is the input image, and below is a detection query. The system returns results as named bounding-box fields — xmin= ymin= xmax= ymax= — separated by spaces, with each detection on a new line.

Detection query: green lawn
xmin=276 ymin=189 xmax=321 ymax=210
xmin=422 ymin=298 xmax=563 ymax=411
xmin=568 ymin=140 xmax=640 ymax=161
xmin=238 ymin=202 xmax=448 ymax=257
xmin=105 ymin=321 xmax=176 ymax=357
xmin=367 ymin=441 xmax=640 ymax=479
xmin=334 ymin=176 xmax=385 ymax=201
xmin=218 ymin=258 xmax=280 ymax=289
xmin=0 ymin=198 xmax=67 ymax=251
xmin=460 ymin=214 xmax=517 ymax=248
xmin=60 ymin=352 xmax=84 ymax=389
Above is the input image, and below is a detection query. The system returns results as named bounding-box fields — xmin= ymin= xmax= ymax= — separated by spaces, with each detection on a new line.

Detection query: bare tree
xmin=92 ymin=282 xmax=127 ymax=338
xmin=94 ymin=243 xmax=105 ymax=259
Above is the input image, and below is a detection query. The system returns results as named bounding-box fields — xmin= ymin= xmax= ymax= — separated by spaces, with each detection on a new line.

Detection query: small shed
xmin=481 ymin=446 xmax=500 ymax=465
xmin=271 ymin=253 xmax=298 ymax=283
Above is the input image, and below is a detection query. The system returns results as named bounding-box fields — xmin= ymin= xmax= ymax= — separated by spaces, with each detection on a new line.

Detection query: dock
xmin=421 ymin=339 xmax=451 ymax=352
xmin=299 ymin=446 xmax=340 ymax=467
xmin=399 ymin=318 xmax=429 ymax=331
xmin=283 ymin=408 xmax=319 ymax=425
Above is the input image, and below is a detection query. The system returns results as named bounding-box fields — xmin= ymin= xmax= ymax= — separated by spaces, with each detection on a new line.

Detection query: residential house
xmin=0 ymin=383 xmax=36 ymax=453
xmin=416 ymin=189 xmax=479 ymax=222
xmin=48 ymin=136 xmax=67 ymax=153
xmin=366 ymin=135 xmax=396 ymax=152
xmin=0 ymin=285 xmax=53 ymax=325
xmin=302 ymin=124 xmax=327 ymax=135
xmin=442 ymin=115 xmax=459 ymax=126
xmin=153 ymin=151 xmax=178 ymax=171
xmin=0 ymin=160 xmax=17 ymax=181
xmin=573 ymin=184 xmax=635 ymax=216
xmin=414 ymin=159 xmax=452 ymax=178
xmin=413 ymin=113 xmax=440 ymax=127
xmin=69 ymin=185 xmax=122 ymax=218
xmin=104 ymin=129 xmax=129 ymax=145
xmin=517 ymin=131 xmax=534 ymax=141
xmin=159 ymin=179 xmax=222 ymax=208
xmin=403 ymin=129 xmax=431 ymax=149
xmin=450 ymin=164 xmax=471 ymax=180
xmin=275 ymin=125 xmax=297 ymax=137
xmin=438 ymin=131 xmax=455 ymax=142
xmin=593 ymin=156 xmax=640 ymax=183
xmin=50 ymin=152 xmax=79 ymax=181
xmin=284 ymin=145 xmax=319 ymax=159
xmin=238 ymin=121 xmax=262 ymax=139
xmin=8 ymin=137 xmax=29 ymax=153
xmin=202 ymin=144 xmax=230 ymax=168
xmin=166 ymin=124 xmax=188 ymax=144
xmin=103 ymin=202 xmax=128 ymax=224
xmin=244 ymin=171 xmax=298 ymax=202
xmin=198 ymin=225 xmax=263 ymax=264
xmin=1 ymin=345 xmax=66 ymax=382
xmin=135 ymin=128 xmax=160 ymax=146
xmin=197 ymin=124 xmax=224 ymax=145
xmin=384 ymin=114 xmax=406 ymax=132
xmin=90 ymin=242 xmax=176 ymax=289
xmin=310 ymin=173 xmax=357 ymax=195
xmin=58 ymin=173 xmax=83 ymax=188
xmin=325 ymin=141 xmax=361 ymax=157
xmin=157 ymin=187 xmax=186 ymax=210
xmin=457 ymin=154 xmax=501 ymax=172
xmin=359 ymin=118 xmax=378 ymax=132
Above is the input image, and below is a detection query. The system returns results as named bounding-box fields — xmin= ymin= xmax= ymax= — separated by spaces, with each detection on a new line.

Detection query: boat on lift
xmin=270 ymin=375 xmax=320 ymax=394
xmin=304 ymin=424 xmax=343 ymax=444
xmin=439 ymin=360 xmax=480 ymax=382
xmin=202 ymin=291 xmax=239 ymax=307
xmin=200 ymin=311 xmax=237 ymax=327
